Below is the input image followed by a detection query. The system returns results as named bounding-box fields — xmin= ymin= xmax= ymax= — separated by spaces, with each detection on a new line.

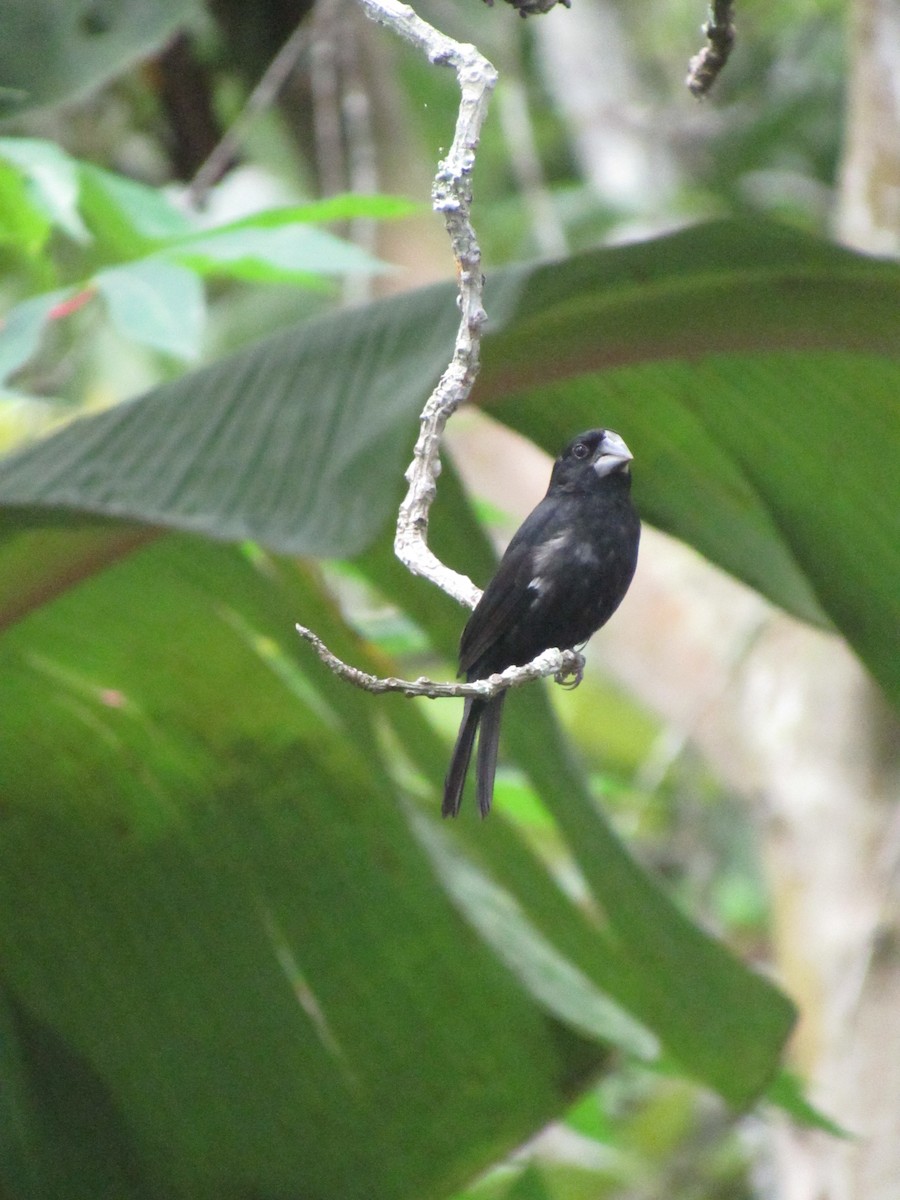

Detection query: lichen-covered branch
xmin=686 ymin=1 xmax=736 ymax=98
xmin=294 ymin=0 xmax=581 ymax=705
xmin=358 ymin=0 xmax=498 ymax=610
xmin=296 ymin=624 xmax=585 ymax=697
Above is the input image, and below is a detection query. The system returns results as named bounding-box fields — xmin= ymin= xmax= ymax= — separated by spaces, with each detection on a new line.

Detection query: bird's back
xmin=460 ymin=476 xmax=639 ymax=680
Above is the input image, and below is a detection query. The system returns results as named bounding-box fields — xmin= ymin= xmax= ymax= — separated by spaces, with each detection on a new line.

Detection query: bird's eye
xmin=572 ymin=442 xmax=589 ymax=460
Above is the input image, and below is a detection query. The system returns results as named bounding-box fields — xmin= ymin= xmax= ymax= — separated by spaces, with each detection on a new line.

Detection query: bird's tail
xmin=442 ymin=693 xmax=506 ymax=818
xmin=443 ymin=697 xmax=482 ymax=818
xmin=475 ymin=692 xmax=505 ymax=817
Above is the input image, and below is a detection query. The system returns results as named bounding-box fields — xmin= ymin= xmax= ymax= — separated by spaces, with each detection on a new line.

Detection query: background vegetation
xmin=0 ymin=2 xmax=897 ymax=1198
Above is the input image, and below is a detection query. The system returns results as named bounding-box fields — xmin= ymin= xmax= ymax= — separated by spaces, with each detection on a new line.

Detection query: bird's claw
xmin=555 ymin=652 xmax=585 ymax=690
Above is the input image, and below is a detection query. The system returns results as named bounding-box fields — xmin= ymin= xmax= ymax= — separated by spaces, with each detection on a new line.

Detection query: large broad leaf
xmin=0 ymin=219 xmax=897 ymax=701
xmin=352 ymin=461 xmax=797 ymax=1104
xmin=0 ymin=0 xmax=203 ymax=119
xmin=0 ymin=536 xmax=608 ymax=1199
xmin=0 ymin=277 xmax=458 ymax=558
xmin=2 ymin=222 xmax=852 ymax=1193
xmin=0 ymin=513 xmax=796 ymax=1200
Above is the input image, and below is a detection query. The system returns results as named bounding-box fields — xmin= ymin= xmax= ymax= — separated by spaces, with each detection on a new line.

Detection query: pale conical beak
xmin=593 ymin=430 xmax=633 ymax=477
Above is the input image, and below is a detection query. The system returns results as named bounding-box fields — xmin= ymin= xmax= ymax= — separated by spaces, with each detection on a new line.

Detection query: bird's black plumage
xmin=443 ymin=428 xmax=640 ymax=818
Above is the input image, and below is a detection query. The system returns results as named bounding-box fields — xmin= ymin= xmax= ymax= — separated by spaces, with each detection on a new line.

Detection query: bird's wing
xmin=459 ymin=499 xmax=567 ymax=677
xmin=459 ymin=544 xmax=534 ymax=675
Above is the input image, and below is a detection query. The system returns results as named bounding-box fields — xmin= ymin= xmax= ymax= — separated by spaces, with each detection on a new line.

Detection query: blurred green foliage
xmin=0 ymin=1 xmax=894 ymax=1198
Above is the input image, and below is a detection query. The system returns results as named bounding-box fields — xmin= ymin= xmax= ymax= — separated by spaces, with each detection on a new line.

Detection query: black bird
xmin=443 ymin=428 xmax=640 ymax=818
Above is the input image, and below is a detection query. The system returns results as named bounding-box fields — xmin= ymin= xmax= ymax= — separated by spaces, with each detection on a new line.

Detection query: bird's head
xmin=552 ymin=428 xmax=633 ymax=489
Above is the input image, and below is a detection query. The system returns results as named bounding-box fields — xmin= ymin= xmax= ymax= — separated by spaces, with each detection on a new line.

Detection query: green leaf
xmin=503 ymin=1165 xmax=555 ymax=1200
xmin=475 ymin=224 xmax=900 ymax=704
xmin=0 ymin=219 xmax=897 ymax=703
xmin=0 ymin=159 xmax=50 ymax=256
xmin=352 ymin=460 xmax=797 ymax=1107
xmin=169 ymin=223 xmax=391 ymax=284
xmin=0 ymin=0 xmax=205 ymax=119
xmin=0 ymin=277 xmax=459 ymax=567
xmin=95 ymin=260 xmax=205 ymax=360
xmin=77 ymin=162 xmax=192 ymax=262
xmin=766 ymin=1070 xmax=850 ymax=1137
xmin=211 ymin=194 xmax=420 ymax=228
xmin=0 ymin=289 xmax=73 ymax=383
xmin=0 ymin=536 xmax=605 ymax=1198
xmin=0 ymin=992 xmax=143 ymax=1200
xmin=410 ymin=809 xmax=660 ymax=1062
xmin=0 ymin=523 xmax=157 ymax=628
xmin=159 ymin=196 xmax=410 ymax=285
xmin=0 ymin=138 xmax=89 ymax=242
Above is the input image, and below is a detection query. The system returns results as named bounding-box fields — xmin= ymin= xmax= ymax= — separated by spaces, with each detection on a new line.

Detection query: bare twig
xmin=189 ymin=22 xmax=310 ymax=206
xmin=686 ymin=1 xmax=736 ymax=98
xmin=296 ymin=625 xmax=585 ymax=697
xmin=310 ymin=0 xmax=346 ymax=199
xmin=497 ymin=75 xmax=568 ymax=258
xmin=339 ymin=6 xmax=381 ymax=307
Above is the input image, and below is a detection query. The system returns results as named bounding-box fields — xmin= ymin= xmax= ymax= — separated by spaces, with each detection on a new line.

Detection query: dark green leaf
xmin=0 ymin=277 xmax=459 ymax=566
xmin=0 ymin=0 xmax=204 ymax=119
xmin=767 ymin=1070 xmax=850 ymax=1137
xmin=503 ymin=1165 xmax=555 ymax=1200
xmin=353 ymin=461 xmax=797 ymax=1107
xmin=0 ymin=536 xmax=603 ymax=1199
xmin=410 ymin=809 xmax=660 ymax=1062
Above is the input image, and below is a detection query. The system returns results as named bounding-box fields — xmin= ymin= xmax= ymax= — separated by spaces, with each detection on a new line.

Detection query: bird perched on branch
xmin=443 ymin=428 xmax=640 ymax=818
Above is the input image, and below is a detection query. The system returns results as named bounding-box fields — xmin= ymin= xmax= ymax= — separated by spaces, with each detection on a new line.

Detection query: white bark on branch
xmin=296 ymin=625 xmax=585 ymax=697
xmin=295 ymin=0 xmax=583 ymax=703
xmin=357 ymin=0 xmax=497 ymax=610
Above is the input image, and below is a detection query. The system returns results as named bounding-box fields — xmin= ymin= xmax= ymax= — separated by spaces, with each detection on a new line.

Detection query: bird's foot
xmin=555 ymin=651 xmax=585 ymax=690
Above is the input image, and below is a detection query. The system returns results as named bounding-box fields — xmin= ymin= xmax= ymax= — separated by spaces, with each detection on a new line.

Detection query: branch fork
xmin=296 ymin=625 xmax=586 ymax=698
xmin=297 ymin=0 xmax=578 ymax=704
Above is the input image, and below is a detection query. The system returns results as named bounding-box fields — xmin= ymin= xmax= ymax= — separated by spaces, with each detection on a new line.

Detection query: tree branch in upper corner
xmin=686 ymin=1 xmax=736 ymax=97
xmin=357 ymin=0 xmax=497 ymax=612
